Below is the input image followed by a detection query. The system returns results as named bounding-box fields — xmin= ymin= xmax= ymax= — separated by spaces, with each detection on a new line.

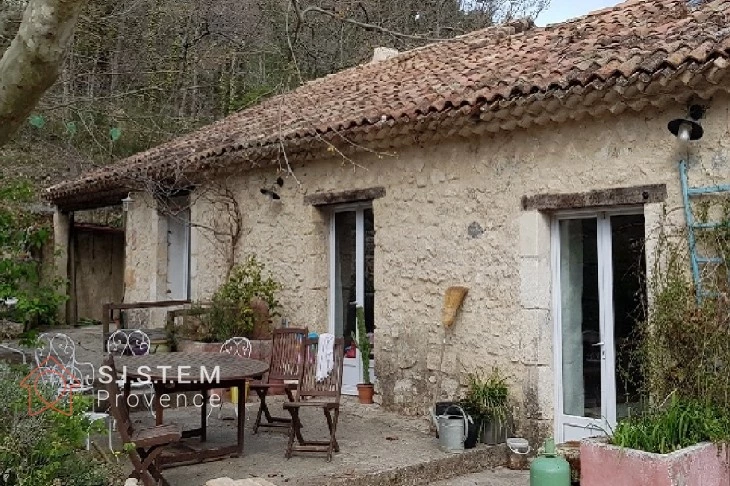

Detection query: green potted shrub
xmin=207 ymin=255 xmax=280 ymax=342
xmin=171 ymin=255 xmax=280 ymax=350
xmin=581 ymin=230 xmax=730 ymax=486
xmin=354 ymin=306 xmax=374 ymax=404
xmin=461 ymin=368 xmax=510 ymax=445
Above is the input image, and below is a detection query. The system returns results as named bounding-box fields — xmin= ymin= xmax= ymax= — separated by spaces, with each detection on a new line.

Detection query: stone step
xmin=297 ymin=444 xmax=509 ymax=486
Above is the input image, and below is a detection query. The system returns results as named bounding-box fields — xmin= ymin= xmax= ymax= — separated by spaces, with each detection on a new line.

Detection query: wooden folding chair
xmin=250 ymin=328 xmax=307 ymax=433
xmin=283 ymin=337 xmax=344 ymax=462
xmin=101 ymin=355 xmax=181 ymax=486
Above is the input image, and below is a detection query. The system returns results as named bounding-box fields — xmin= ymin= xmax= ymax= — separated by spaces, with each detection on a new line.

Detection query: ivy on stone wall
xmin=0 ymin=179 xmax=66 ymax=328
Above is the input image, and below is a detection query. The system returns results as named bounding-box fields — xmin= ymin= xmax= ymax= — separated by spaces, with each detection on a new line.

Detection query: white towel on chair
xmin=316 ymin=333 xmax=335 ymax=382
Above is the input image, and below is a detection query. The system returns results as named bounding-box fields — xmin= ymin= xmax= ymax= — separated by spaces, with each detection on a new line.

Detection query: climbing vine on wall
xmin=0 ymin=179 xmax=67 ymax=328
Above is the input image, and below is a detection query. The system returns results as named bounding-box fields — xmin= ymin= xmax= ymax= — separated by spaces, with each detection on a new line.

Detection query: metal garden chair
xmin=210 ymin=336 xmax=252 ymax=419
xmin=106 ymin=329 xmax=155 ymax=418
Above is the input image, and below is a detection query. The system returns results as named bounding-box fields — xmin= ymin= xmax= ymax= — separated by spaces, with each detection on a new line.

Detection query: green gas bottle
xmin=529 ymin=437 xmax=571 ymax=486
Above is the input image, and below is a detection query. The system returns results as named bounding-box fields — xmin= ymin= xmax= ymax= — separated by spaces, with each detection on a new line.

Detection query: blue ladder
xmin=679 ymin=160 xmax=730 ymax=302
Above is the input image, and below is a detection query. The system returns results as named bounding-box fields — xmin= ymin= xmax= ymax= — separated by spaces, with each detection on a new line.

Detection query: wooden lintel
xmin=522 ymin=184 xmax=667 ymax=211
xmin=304 ymin=186 xmax=386 ymax=206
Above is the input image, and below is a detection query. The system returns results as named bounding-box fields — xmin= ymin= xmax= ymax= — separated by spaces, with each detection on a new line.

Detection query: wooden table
xmin=116 ymin=352 xmax=268 ymax=466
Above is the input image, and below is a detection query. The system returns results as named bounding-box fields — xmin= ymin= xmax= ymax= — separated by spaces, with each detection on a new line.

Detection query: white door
xmin=166 ymin=208 xmax=191 ymax=301
xmin=553 ymin=210 xmax=646 ymax=442
xmin=329 ymin=206 xmax=375 ymax=395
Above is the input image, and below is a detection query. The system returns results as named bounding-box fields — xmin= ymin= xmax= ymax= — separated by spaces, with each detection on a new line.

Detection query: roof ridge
xmin=45 ymin=0 xmax=730 ymax=210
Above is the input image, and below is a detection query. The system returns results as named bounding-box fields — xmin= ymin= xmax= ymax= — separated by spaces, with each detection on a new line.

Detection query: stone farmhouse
xmin=46 ymin=0 xmax=730 ymax=443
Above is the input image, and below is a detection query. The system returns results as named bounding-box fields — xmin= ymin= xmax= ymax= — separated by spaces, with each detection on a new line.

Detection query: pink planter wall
xmin=581 ymin=440 xmax=730 ymax=486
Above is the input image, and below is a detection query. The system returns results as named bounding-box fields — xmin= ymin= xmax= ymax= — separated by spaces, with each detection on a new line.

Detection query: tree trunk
xmin=0 ymin=0 xmax=87 ymax=147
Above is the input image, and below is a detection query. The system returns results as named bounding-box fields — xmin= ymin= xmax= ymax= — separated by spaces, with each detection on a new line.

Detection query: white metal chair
xmin=31 ymin=362 xmax=113 ymax=451
xmin=106 ymin=329 xmax=151 ymax=356
xmin=35 ymin=333 xmax=94 ymax=393
xmin=220 ymin=337 xmax=252 ymax=358
xmin=35 ymin=332 xmax=77 ymax=369
xmin=0 ymin=343 xmax=28 ymax=364
xmin=33 ymin=333 xmax=113 ymax=450
xmin=210 ymin=337 xmax=252 ymax=420
xmin=106 ymin=329 xmax=155 ymax=418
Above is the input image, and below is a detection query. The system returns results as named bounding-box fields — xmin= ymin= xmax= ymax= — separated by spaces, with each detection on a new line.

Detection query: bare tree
xmin=0 ymin=0 xmax=547 ymax=180
xmin=0 ymin=0 xmax=87 ymax=146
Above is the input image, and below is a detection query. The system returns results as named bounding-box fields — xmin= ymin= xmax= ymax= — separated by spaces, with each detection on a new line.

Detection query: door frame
xmin=165 ymin=207 xmax=191 ymax=301
xmin=328 ymin=203 xmax=374 ymax=395
xmin=551 ymin=206 xmax=643 ymax=442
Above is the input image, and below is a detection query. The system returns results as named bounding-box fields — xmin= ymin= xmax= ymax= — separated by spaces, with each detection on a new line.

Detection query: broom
xmin=433 ymin=286 xmax=469 ymax=408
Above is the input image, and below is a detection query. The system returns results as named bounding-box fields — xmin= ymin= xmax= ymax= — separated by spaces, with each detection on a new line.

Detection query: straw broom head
xmin=442 ymin=286 xmax=469 ymax=328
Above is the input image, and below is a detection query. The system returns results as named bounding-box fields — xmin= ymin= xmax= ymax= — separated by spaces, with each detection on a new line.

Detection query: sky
xmin=535 ymin=0 xmax=621 ymax=26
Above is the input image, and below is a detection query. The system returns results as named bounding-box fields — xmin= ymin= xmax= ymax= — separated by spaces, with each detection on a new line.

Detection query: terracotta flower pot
xmin=357 ymin=383 xmax=375 ymax=404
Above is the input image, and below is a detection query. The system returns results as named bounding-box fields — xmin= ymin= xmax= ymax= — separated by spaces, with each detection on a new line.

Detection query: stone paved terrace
xmin=110 ymin=396 xmax=524 ymax=486
xmin=12 ymin=326 xmax=528 ymax=485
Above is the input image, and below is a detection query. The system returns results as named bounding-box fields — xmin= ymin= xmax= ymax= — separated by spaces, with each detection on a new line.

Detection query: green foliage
xmin=27 ymin=115 xmax=45 ymax=129
xmin=108 ymin=127 xmax=122 ymax=142
xmin=0 ymin=179 xmax=67 ymax=328
xmin=205 ymin=256 xmax=280 ymax=342
xmin=638 ymin=230 xmax=730 ymax=411
xmin=0 ymin=364 xmax=124 ymax=485
xmin=611 ymin=397 xmax=730 ymax=454
xmin=461 ymin=368 xmax=510 ymax=424
xmin=612 ymin=212 xmax=730 ymax=453
xmin=353 ymin=306 xmax=370 ymax=384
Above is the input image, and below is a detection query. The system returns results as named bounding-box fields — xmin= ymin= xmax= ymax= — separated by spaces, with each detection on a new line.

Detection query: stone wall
xmin=123 ymin=192 xmax=178 ymax=327
xmin=122 ymin=93 xmax=730 ymax=440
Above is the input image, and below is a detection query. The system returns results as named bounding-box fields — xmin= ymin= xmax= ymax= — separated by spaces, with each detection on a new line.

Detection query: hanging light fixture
xmin=121 ymin=193 xmax=134 ymax=212
xmin=260 ymin=188 xmax=281 ymax=200
xmin=668 ymin=104 xmax=705 ymax=142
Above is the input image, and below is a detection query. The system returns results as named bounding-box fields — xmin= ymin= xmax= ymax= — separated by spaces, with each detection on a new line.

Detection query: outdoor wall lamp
xmin=121 ymin=193 xmax=134 ymax=212
xmin=260 ymin=188 xmax=281 ymax=200
xmin=260 ymin=177 xmax=284 ymax=201
xmin=668 ymin=104 xmax=705 ymax=142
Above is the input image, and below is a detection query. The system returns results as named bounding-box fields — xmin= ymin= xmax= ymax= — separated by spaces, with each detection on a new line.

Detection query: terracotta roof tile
xmin=47 ymin=0 xmax=730 ymax=209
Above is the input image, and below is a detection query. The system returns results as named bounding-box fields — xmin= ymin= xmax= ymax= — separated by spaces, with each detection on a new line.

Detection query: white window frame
xmin=328 ymin=203 xmax=373 ymax=394
xmin=551 ymin=206 xmax=644 ymax=442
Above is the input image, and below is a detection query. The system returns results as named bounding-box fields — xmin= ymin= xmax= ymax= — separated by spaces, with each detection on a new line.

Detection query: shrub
xmin=0 ymin=179 xmax=67 ymax=328
xmin=611 ymin=397 xmax=730 ymax=454
xmin=354 ymin=306 xmax=370 ymax=384
xmin=0 ymin=364 xmax=124 ymax=485
xmin=461 ymin=368 xmax=510 ymax=424
xmin=612 ymin=210 xmax=730 ymax=453
xmin=205 ymin=255 xmax=280 ymax=342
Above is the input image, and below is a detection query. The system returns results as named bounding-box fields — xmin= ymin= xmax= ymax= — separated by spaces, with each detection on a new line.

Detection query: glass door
xmin=330 ymin=206 xmax=375 ymax=395
xmin=553 ymin=211 xmax=645 ymax=442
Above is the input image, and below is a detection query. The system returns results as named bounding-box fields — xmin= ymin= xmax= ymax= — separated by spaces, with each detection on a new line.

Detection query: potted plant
xmin=461 ymin=368 xmax=510 ymax=445
xmin=171 ymin=255 xmax=280 ymax=350
xmin=354 ymin=306 xmax=374 ymax=404
xmin=581 ymin=397 xmax=730 ymax=486
xmin=581 ymin=232 xmax=730 ymax=485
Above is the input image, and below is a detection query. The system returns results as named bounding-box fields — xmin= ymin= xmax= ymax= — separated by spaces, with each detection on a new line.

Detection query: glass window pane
xmin=364 ymin=208 xmax=375 ymax=358
xmin=334 ymin=211 xmax=357 ymax=357
xmin=560 ymin=218 xmax=601 ymax=418
xmin=611 ymin=214 xmax=646 ymax=420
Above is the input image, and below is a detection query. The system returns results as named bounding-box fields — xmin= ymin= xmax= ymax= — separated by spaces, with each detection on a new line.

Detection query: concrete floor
xmin=44 ymin=327 xmax=529 ymax=485
xmin=434 ymin=469 xmax=528 ymax=486
xmin=112 ymin=396 xmax=475 ymax=485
